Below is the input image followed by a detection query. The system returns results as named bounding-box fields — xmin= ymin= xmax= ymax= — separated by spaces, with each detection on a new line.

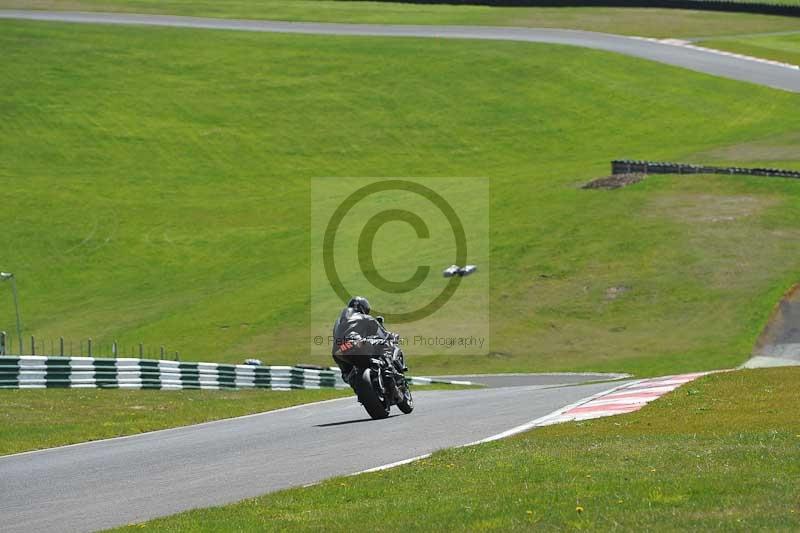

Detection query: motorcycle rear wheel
xmin=354 ymin=368 xmax=391 ymax=420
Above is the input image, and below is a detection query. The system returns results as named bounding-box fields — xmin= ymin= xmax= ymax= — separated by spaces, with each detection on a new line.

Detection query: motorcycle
xmin=338 ymin=320 xmax=413 ymax=420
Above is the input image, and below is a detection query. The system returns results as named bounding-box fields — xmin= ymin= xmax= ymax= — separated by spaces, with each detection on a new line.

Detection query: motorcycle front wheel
xmin=354 ymin=368 xmax=391 ymax=420
xmin=397 ymin=381 xmax=414 ymax=414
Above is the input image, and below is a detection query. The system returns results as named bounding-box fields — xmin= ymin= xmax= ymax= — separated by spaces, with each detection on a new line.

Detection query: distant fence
xmin=611 ymin=160 xmax=800 ymax=179
xmin=352 ymin=0 xmax=800 ymax=17
xmin=0 ymin=333 xmax=181 ymax=360
xmin=0 ymin=356 xmax=475 ymax=390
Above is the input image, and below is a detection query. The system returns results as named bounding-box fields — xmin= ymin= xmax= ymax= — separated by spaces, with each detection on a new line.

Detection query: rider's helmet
xmin=347 ymin=296 xmax=371 ymax=315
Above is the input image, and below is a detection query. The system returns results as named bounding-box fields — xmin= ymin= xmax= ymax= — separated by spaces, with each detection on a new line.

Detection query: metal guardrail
xmin=612 ymin=160 xmax=800 ymax=179
xmin=0 ymin=357 xmax=346 ymax=390
xmin=0 ymin=356 xmax=476 ymax=390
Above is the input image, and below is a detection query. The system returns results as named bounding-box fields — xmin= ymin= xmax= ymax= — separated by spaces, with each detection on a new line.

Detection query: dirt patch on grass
xmin=647 ymin=193 xmax=775 ymax=223
xmin=695 ymin=132 xmax=800 ymax=163
xmin=582 ymin=173 xmax=646 ymax=190
xmin=605 ymin=286 xmax=630 ymax=300
xmin=643 ymin=190 xmax=792 ymax=291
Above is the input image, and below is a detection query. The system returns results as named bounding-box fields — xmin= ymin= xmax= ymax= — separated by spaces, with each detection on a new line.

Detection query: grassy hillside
xmin=3 ymin=0 xmax=800 ymax=38
xmin=114 ymin=368 xmax=800 ymax=531
xmin=1 ymin=20 xmax=799 ymax=375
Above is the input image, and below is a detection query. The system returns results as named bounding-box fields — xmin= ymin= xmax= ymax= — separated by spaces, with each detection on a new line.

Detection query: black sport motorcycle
xmin=339 ymin=324 xmax=413 ymax=420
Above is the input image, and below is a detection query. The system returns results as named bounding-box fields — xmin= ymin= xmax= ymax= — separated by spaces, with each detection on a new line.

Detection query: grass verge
xmin=1 ymin=21 xmax=799 ymax=375
xmin=114 ymin=367 xmax=800 ymax=531
xmin=2 ymin=0 xmax=800 ymax=37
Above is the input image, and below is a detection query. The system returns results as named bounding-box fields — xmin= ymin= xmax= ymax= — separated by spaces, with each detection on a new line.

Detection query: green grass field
xmin=3 ymin=0 xmax=800 ymax=38
xmin=2 ymin=10 xmax=799 ymax=530
xmin=702 ymin=31 xmax=800 ymax=64
xmin=112 ymin=367 xmax=800 ymax=531
xmin=1 ymin=20 xmax=799 ymax=376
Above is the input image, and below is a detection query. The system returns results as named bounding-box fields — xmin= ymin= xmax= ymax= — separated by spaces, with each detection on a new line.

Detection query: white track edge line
xmin=348 ymin=379 xmax=642 ymax=477
xmin=353 ymin=453 xmax=434 ymax=474
xmin=640 ymin=35 xmax=800 ymax=71
xmin=466 ymin=379 xmax=641 ymax=444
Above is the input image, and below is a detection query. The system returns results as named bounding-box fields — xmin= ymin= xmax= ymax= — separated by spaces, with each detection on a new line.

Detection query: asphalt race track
xmin=437 ymin=372 xmax=628 ymax=388
xmin=0 ymin=10 xmax=793 ymax=531
xmin=1 ymin=10 xmax=799 ymax=92
xmin=746 ymin=284 xmax=800 ymax=368
xmin=0 ymin=379 xmax=628 ymax=532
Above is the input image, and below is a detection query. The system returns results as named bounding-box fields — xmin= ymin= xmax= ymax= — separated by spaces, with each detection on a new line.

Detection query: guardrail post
xmin=113 ymin=340 xmax=117 ymax=359
xmin=88 ymin=338 xmax=92 ymax=357
xmin=0 ymin=331 xmax=5 ymax=355
xmin=60 ymin=337 xmax=64 ymax=356
xmin=31 ymin=335 xmax=35 ymax=355
xmin=139 ymin=343 xmax=143 ymax=358
xmin=160 ymin=346 xmax=165 ymax=359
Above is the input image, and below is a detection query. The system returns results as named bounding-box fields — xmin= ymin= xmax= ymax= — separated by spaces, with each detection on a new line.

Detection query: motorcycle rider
xmin=331 ymin=296 xmax=405 ymax=384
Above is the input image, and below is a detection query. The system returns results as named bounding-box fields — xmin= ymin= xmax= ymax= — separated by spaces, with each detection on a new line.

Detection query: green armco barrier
xmin=0 ymin=356 xmax=476 ymax=390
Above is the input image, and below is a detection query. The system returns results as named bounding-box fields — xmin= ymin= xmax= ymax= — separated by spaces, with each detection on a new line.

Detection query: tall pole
xmin=1 ymin=273 xmax=22 ymax=354
xmin=10 ymin=276 xmax=22 ymax=355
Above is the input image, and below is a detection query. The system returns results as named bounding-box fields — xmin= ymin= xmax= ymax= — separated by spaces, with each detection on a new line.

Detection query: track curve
xmin=0 ymin=10 xmax=792 ymax=530
xmin=1 ymin=10 xmax=799 ymax=92
xmin=0 ymin=380 xmax=627 ymax=532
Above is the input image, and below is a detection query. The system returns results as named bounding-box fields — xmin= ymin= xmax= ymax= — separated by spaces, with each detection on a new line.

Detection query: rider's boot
xmin=340 ymin=367 xmax=355 ymax=386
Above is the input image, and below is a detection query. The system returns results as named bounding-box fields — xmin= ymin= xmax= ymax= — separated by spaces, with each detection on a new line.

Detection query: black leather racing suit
xmin=331 ymin=306 xmax=396 ymax=383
